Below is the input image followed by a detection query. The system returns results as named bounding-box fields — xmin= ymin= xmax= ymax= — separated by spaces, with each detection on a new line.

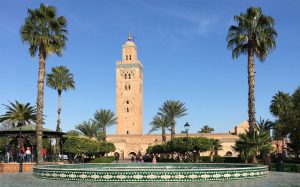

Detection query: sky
xmin=0 ymin=0 xmax=299 ymax=135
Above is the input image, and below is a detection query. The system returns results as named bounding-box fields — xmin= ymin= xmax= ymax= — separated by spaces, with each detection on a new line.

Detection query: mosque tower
xmin=116 ymin=34 xmax=143 ymax=135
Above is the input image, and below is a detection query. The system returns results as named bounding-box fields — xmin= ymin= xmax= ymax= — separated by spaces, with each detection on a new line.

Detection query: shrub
xmin=90 ymin=156 xmax=115 ymax=163
xmin=214 ymin=155 xmax=224 ymax=163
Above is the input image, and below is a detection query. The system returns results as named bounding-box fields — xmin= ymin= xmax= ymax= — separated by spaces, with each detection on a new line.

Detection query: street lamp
xmin=19 ymin=126 xmax=23 ymax=173
xmin=184 ymin=122 xmax=190 ymax=138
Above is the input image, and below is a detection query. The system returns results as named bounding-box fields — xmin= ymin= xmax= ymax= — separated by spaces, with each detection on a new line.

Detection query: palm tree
xmin=270 ymin=91 xmax=294 ymax=153
xmin=75 ymin=120 xmax=98 ymax=139
xmin=93 ymin=109 xmax=116 ymax=142
xmin=256 ymin=118 xmax=274 ymax=135
xmin=209 ymin=139 xmax=222 ymax=162
xmin=47 ymin=66 xmax=74 ymax=154
xmin=65 ymin=130 xmax=82 ymax=137
xmin=233 ymin=130 xmax=272 ymax=163
xmin=149 ymin=113 xmax=170 ymax=143
xmin=46 ymin=66 xmax=75 ymax=133
xmin=20 ymin=3 xmax=68 ymax=164
xmin=227 ymin=7 xmax=277 ymax=132
xmin=0 ymin=101 xmax=37 ymax=127
xmin=198 ymin=125 xmax=214 ymax=133
xmin=159 ymin=100 xmax=187 ymax=139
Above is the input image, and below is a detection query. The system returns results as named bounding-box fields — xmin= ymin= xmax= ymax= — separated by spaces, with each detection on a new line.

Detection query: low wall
xmin=0 ymin=162 xmax=66 ymax=173
xmin=0 ymin=163 xmax=35 ymax=173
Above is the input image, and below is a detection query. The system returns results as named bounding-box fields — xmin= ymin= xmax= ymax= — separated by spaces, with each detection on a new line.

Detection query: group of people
xmin=5 ymin=146 xmax=47 ymax=163
xmin=130 ymin=154 xmax=156 ymax=163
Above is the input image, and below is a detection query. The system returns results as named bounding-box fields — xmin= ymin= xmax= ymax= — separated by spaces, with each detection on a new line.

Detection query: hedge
xmin=90 ymin=156 xmax=115 ymax=163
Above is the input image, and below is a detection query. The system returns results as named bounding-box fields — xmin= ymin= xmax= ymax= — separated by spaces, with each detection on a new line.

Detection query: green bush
xmin=157 ymin=157 xmax=179 ymax=163
xmin=223 ymin=157 xmax=243 ymax=163
xmin=62 ymin=136 xmax=116 ymax=162
xmin=90 ymin=156 xmax=115 ymax=163
xmin=199 ymin=156 xmax=210 ymax=163
xmin=214 ymin=155 xmax=224 ymax=163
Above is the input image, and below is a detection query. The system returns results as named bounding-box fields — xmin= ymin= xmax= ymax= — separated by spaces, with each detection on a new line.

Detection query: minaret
xmin=116 ymin=34 xmax=143 ymax=135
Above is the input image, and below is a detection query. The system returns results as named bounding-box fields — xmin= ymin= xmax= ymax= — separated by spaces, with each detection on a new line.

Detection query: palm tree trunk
xmin=162 ymin=127 xmax=166 ymax=143
xmin=210 ymin=150 xmax=214 ymax=162
xmin=36 ymin=50 xmax=46 ymax=165
xmin=170 ymin=119 xmax=175 ymax=140
xmin=56 ymin=90 xmax=62 ymax=154
xmin=103 ymin=126 xmax=106 ymax=142
xmin=248 ymin=48 xmax=256 ymax=133
xmin=252 ymin=154 xmax=258 ymax=164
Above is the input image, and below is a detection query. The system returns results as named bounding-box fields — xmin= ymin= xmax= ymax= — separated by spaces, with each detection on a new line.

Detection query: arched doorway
xmin=225 ymin=151 xmax=233 ymax=157
xmin=128 ymin=151 xmax=136 ymax=157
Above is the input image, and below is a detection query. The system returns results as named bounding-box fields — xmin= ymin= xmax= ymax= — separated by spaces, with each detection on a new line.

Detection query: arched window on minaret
xmin=125 ymin=74 xmax=127 ymax=79
xmin=125 ymin=85 xmax=127 ymax=90
xmin=126 ymin=55 xmax=128 ymax=60
xmin=126 ymin=107 xmax=129 ymax=112
xmin=128 ymin=74 xmax=131 ymax=79
xmin=129 ymin=55 xmax=131 ymax=60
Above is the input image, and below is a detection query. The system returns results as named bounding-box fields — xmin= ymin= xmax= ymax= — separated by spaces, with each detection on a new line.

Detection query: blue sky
xmin=0 ymin=0 xmax=299 ymax=134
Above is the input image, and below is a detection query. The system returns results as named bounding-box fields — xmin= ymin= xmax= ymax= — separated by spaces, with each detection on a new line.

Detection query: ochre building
xmin=107 ymin=35 xmax=248 ymax=158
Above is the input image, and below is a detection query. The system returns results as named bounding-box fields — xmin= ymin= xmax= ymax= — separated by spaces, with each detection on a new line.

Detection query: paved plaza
xmin=0 ymin=172 xmax=300 ymax=187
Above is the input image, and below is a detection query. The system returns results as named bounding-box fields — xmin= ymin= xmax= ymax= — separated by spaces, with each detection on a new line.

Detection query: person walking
xmin=25 ymin=147 xmax=32 ymax=162
xmin=42 ymin=148 xmax=47 ymax=161
xmin=152 ymin=154 xmax=157 ymax=164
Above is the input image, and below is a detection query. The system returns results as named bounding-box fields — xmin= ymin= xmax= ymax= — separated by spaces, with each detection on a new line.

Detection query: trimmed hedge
xmin=90 ymin=156 xmax=115 ymax=163
xmin=271 ymin=163 xmax=300 ymax=173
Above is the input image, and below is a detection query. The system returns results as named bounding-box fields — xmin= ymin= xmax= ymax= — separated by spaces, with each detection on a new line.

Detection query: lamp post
xmin=19 ymin=126 xmax=23 ymax=173
xmin=184 ymin=122 xmax=190 ymax=138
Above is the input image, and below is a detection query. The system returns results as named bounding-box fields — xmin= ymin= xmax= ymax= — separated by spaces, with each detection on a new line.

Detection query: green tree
xmin=149 ymin=113 xmax=170 ymax=143
xmin=0 ymin=101 xmax=36 ymax=127
xmin=62 ymin=136 xmax=99 ymax=163
xmin=93 ymin=109 xmax=116 ymax=142
xmin=256 ymin=118 xmax=274 ymax=135
xmin=46 ymin=66 xmax=75 ymax=133
xmin=47 ymin=66 xmax=75 ymax=154
xmin=233 ymin=130 xmax=272 ymax=163
xmin=20 ymin=3 xmax=68 ymax=164
xmin=65 ymin=130 xmax=82 ymax=137
xmin=159 ymin=100 xmax=187 ymax=139
xmin=75 ymin=120 xmax=98 ymax=139
xmin=227 ymin=7 xmax=277 ymax=132
xmin=270 ymin=91 xmax=293 ymax=153
xmin=198 ymin=125 xmax=214 ymax=133
xmin=209 ymin=139 xmax=222 ymax=162
xmin=271 ymin=87 xmax=300 ymax=158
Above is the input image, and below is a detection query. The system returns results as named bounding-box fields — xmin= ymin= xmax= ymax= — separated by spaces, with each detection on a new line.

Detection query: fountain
xmin=33 ymin=163 xmax=268 ymax=182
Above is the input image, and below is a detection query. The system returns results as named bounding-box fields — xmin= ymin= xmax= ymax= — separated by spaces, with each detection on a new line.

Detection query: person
xmin=21 ymin=146 xmax=25 ymax=155
xmin=152 ymin=154 xmax=157 ymax=164
xmin=17 ymin=147 xmax=23 ymax=173
xmin=115 ymin=153 xmax=120 ymax=163
xmin=42 ymin=148 xmax=47 ymax=161
xmin=25 ymin=147 xmax=31 ymax=162
xmin=131 ymin=155 xmax=135 ymax=163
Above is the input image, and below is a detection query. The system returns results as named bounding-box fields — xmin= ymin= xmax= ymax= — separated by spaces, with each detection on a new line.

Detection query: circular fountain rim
xmin=33 ymin=163 xmax=268 ymax=182
xmin=34 ymin=163 xmax=267 ymax=172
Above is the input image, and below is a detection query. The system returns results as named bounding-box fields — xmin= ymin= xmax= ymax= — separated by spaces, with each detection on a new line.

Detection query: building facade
xmin=107 ymin=35 xmax=249 ymax=158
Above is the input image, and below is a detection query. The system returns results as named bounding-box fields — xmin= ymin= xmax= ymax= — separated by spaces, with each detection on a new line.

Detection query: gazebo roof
xmin=0 ymin=124 xmax=65 ymax=138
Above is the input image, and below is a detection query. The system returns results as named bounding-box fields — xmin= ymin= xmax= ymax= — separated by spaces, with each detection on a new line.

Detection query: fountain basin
xmin=33 ymin=163 xmax=268 ymax=182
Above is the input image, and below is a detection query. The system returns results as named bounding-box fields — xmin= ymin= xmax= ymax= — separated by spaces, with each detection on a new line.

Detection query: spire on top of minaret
xmin=128 ymin=33 xmax=132 ymax=41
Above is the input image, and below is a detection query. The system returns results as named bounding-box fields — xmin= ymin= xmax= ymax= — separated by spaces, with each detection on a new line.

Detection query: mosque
xmin=106 ymin=35 xmax=249 ymax=158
